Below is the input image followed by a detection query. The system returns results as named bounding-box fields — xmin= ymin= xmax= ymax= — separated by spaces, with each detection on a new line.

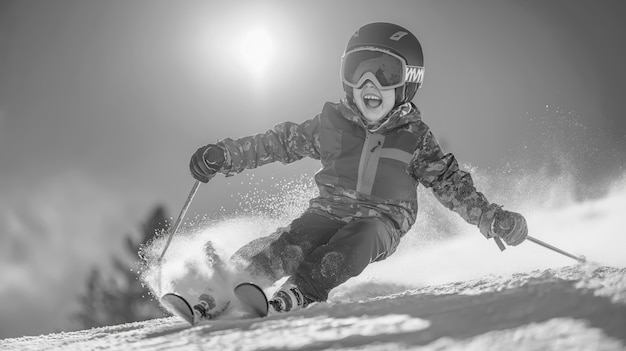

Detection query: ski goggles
xmin=341 ymin=47 xmax=424 ymax=90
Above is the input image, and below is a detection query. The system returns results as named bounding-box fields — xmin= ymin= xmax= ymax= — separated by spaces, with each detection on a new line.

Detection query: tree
xmin=74 ymin=205 xmax=169 ymax=328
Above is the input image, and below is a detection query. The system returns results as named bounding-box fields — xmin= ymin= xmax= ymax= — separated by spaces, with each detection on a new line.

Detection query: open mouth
xmin=362 ymin=93 xmax=382 ymax=109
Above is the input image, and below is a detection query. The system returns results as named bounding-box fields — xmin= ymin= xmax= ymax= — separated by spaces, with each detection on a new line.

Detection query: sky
xmin=1 ymin=0 xmax=625 ymax=338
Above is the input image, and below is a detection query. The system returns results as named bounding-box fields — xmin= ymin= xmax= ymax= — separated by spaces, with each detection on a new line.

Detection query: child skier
xmin=189 ymin=22 xmax=528 ymax=313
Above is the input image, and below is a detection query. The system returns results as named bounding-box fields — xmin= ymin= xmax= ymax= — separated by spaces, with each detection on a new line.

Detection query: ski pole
xmin=158 ymin=180 xmax=201 ymax=262
xmin=527 ymin=235 xmax=586 ymax=263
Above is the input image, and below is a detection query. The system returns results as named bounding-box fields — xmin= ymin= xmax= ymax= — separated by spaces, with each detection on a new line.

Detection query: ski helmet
xmin=341 ymin=22 xmax=424 ymax=106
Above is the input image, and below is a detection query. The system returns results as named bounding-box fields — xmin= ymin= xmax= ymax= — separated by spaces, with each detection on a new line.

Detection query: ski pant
xmin=231 ymin=211 xmax=399 ymax=302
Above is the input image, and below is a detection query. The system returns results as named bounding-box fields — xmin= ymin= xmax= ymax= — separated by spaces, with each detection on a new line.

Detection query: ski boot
xmin=268 ymin=283 xmax=315 ymax=313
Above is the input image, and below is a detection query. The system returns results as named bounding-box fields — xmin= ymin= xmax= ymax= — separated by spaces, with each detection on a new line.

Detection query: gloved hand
xmin=189 ymin=144 xmax=225 ymax=183
xmin=492 ymin=210 xmax=528 ymax=246
xmin=480 ymin=207 xmax=528 ymax=246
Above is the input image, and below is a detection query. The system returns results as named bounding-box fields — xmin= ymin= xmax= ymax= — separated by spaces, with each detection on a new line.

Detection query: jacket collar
xmin=339 ymin=98 xmax=421 ymax=133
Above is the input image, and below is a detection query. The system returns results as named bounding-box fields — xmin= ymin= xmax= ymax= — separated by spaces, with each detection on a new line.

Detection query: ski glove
xmin=479 ymin=207 xmax=528 ymax=246
xmin=189 ymin=144 xmax=225 ymax=183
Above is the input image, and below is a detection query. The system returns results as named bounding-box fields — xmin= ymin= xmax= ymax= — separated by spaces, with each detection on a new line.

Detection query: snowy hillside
xmin=5 ymin=167 xmax=625 ymax=350
xmin=2 ymin=264 xmax=624 ymax=351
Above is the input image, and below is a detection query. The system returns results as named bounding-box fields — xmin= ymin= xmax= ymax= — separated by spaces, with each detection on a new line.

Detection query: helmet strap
xmin=396 ymin=83 xmax=419 ymax=106
xmin=395 ymin=87 xmax=403 ymax=106
xmin=343 ymin=83 xmax=355 ymax=104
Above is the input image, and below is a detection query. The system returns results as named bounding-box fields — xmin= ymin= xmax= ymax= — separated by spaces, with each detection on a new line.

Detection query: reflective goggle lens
xmin=342 ymin=49 xmax=404 ymax=88
xmin=341 ymin=48 xmax=424 ymax=89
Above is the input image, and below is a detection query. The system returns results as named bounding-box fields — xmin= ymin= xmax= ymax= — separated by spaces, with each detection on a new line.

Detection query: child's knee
xmin=327 ymin=218 xmax=398 ymax=261
xmin=368 ymin=219 xmax=398 ymax=261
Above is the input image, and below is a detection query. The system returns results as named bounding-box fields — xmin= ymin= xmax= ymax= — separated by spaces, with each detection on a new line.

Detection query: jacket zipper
xmin=370 ymin=141 xmax=382 ymax=152
xmin=357 ymin=131 xmax=384 ymax=194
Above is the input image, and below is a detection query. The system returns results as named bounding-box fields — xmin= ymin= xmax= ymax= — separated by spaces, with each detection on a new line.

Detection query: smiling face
xmin=353 ymin=80 xmax=396 ymax=123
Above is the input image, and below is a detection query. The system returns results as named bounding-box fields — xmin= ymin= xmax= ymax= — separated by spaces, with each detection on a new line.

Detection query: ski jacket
xmin=217 ymin=99 xmax=497 ymax=245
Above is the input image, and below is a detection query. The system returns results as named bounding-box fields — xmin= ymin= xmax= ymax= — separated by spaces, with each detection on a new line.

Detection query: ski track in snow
xmin=2 ymin=265 xmax=625 ymax=351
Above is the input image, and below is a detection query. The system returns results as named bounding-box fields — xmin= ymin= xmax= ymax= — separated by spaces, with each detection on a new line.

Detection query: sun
xmin=240 ymin=28 xmax=275 ymax=77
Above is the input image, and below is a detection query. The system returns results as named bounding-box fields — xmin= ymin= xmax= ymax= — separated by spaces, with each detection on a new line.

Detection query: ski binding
xmin=161 ymin=282 xmax=268 ymax=325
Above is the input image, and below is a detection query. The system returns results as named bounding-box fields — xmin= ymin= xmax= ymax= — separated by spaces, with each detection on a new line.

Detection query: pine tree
xmin=74 ymin=206 xmax=169 ymax=328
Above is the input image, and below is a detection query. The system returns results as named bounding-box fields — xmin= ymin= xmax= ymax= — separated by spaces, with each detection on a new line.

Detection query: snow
xmin=1 ymin=265 xmax=624 ymax=351
xmin=3 ymin=109 xmax=626 ymax=349
xmin=5 ymin=171 xmax=625 ymax=350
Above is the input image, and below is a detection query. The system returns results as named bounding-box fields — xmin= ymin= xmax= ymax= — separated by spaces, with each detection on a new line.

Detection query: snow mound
xmin=2 ymin=265 xmax=624 ymax=351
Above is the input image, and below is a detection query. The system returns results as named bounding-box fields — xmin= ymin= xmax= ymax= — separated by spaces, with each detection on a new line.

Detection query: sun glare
xmin=240 ymin=28 xmax=275 ymax=77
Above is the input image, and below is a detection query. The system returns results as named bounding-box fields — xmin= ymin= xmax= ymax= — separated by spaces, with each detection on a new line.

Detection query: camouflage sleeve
xmin=410 ymin=129 xmax=499 ymax=227
xmin=216 ymin=116 xmax=320 ymax=176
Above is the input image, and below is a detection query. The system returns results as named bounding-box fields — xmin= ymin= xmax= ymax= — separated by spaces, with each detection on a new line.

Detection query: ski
xmin=161 ymin=282 xmax=268 ymax=326
xmin=234 ymin=282 xmax=269 ymax=318
xmin=161 ymin=293 xmax=197 ymax=325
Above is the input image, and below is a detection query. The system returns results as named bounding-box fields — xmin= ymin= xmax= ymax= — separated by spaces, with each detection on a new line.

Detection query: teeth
xmin=363 ymin=93 xmax=382 ymax=109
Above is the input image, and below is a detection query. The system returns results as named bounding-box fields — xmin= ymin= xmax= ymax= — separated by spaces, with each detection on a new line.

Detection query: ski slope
xmin=3 ymin=113 xmax=625 ymax=349
xmin=1 ymin=264 xmax=624 ymax=350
